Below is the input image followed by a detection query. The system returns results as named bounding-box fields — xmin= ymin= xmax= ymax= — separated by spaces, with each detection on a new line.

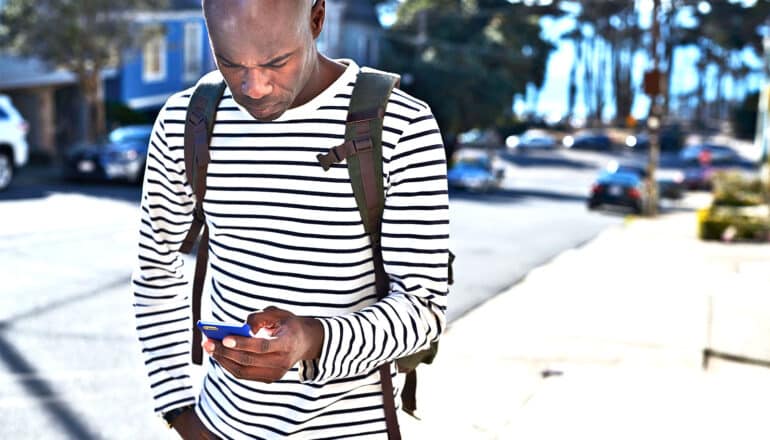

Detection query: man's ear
xmin=310 ymin=0 xmax=325 ymax=39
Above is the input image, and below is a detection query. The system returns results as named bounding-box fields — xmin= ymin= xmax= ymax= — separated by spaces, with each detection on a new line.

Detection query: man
xmin=131 ymin=0 xmax=449 ymax=438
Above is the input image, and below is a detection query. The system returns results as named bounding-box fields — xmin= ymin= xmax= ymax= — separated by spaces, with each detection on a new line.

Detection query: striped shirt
xmin=131 ymin=60 xmax=449 ymax=439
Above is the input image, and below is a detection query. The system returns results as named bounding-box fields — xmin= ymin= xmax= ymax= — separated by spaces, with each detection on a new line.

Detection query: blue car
xmin=63 ymin=125 xmax=153 ymax=184
xmin=448 ymin=154 xmax=503 ymax=193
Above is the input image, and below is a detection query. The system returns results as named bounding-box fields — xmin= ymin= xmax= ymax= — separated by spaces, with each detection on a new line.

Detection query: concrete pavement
xmin=401 ymin=195 xmax=770 ymax=439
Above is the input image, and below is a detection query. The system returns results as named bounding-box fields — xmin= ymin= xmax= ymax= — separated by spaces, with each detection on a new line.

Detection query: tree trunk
xmin=614 ymin=34 xmax=636 ymax=126
xmin=612 ymin=41 xmax=619 ymax=125
xmin=583 ymin=38 xmax=594 ymax=123
xmin=79 ymin=69 xmax=106 ymax=143
xmin=567 ymin=50 xmax=578 ymax=122
xmin=714 ymin=64 xmax=724 ymax=122
xmin=696 ymin=59 xmax=708 ymax=128
xmin=594 ymin=39 xmax=604 ymax=125
xmin=663 ymin=31 xmax=674 ymax=118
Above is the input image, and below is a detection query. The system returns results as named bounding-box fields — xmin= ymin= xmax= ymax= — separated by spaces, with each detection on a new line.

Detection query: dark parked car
xmin=682 ymin=158 xmax=758 ymax=190
xmin=563 ymin=131 xmax=612 ymax=151
xmin=601 ymin=161 xmax=684 ymax=200
xmin=625 ymin=125 xmax=684 ymax=152
xmin=679 ymin=143 xmax=739 ymax=164
xmin=588 ymin=169 xmax=648 ymax=214
xmin=63 ymin=125 xmax=153 ymax=183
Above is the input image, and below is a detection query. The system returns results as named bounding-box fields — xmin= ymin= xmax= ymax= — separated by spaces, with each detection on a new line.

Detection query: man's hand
xmin=170 ymin=407 xmax=218 ymax=440
xmin=202 ymin=307 xmax=324 ymax=383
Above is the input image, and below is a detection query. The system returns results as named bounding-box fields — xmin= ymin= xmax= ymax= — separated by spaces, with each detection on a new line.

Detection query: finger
xmin=221 ymin=334 xmax=289 ymax=354
xmin=211 ymin=340 xmax=291 ymax=369
xmin=213 ymin=355 xmax=287 ymax=383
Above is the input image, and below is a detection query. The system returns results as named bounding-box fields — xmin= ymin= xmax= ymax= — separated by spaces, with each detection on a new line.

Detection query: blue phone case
xmin=197 ymin=320 xmax=253 ymax=340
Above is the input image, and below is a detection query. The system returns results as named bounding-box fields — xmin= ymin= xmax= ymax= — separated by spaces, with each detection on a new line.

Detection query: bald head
xmin=203 ymin=0 xmax=313 ymax=40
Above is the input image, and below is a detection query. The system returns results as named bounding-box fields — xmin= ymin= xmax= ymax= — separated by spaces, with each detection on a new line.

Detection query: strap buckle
xmin=316 ymin=119 xmax=376 ymax=171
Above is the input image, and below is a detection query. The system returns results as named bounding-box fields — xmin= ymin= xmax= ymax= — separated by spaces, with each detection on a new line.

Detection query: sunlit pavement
xmin=0 ymin=155 xmax=619 ymax=439
xmin=401 ymin=193 xmax=770 ymax=439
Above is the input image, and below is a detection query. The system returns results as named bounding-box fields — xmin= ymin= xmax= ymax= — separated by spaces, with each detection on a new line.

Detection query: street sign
xmin=643 ymin=69 xmax=662 ymax=96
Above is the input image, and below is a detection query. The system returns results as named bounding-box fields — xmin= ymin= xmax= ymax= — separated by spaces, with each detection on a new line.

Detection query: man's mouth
xmin=246 ymin=103 xmax=283 ymax=121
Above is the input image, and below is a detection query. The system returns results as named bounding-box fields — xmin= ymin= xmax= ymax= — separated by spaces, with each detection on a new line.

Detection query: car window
xmin=458 ymin=157 xmax=490 ymax=168
xmin=616 ymin=166 xmax=646 ymax=177
xmin=109 ymin=126 xmax=153 ymax=143
xmin=0 ymin=107 xmax=8 ymax=120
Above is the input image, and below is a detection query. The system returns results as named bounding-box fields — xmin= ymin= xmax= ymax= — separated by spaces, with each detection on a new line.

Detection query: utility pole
xmin=643 ymin=0 xmax=662 ymax=217
xmin=758 ymin=18 xmax=770 ymax=207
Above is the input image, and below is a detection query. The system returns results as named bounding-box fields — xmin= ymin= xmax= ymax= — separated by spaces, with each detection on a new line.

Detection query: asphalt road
xmin=0 ymin=149 xmax=623 ymax=439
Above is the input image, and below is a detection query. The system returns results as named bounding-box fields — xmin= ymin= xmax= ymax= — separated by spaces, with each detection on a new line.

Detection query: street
xmin=0 ymin=149 xmax=622 ymax=439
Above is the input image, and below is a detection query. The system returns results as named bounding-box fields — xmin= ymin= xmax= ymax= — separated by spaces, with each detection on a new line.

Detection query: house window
xmin=143 ymin=28 xmax=167 ymax=83
xmin=184 ymin=22 xmax=203 ymax=82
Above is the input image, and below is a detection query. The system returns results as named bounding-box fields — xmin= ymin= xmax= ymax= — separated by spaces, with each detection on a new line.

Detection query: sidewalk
xmin=401 ymin=197 xmax=770 ymax=439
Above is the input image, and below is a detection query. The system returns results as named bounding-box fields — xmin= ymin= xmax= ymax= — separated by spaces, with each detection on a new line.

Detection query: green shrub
xmin=712 ymin=171 xmax=764 ymax=207
xmin=698 ymin=206 xmax=770 ymax=241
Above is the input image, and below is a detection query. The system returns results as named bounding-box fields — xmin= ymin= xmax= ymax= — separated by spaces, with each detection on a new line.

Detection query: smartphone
xmin=196 ymin=320 xmax=253 ymax=340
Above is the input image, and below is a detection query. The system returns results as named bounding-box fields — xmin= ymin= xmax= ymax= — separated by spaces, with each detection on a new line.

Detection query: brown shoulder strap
xmin=180 ymin=71 xmax=226 ymax=365
xmin=321 ymin=70 xmax=402 ymax=439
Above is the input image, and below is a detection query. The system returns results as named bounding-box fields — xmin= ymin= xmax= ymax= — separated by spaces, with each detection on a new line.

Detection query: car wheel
xmin=0 ymin=152 xmax=13 ymax=191
xmin=132 ymin=162 xmax=146 ymax=185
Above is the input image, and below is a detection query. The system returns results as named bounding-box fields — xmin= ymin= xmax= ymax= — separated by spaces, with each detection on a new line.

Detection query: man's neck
xmin=291 ymin=55 xmax=346 ymax=109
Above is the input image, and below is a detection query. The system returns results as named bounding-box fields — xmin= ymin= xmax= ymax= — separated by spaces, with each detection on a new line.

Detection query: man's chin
xmin=247 ymin=106 xmax=287 ymax=122
xmin=251 ymin=111 xmax=282 ymax=122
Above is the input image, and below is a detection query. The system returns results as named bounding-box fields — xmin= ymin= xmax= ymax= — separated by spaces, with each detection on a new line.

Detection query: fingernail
xmin=222 ymin=338 xmax=235 ymax=348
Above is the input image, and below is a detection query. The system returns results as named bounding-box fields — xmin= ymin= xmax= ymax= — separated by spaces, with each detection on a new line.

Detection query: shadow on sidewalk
xmin=450 ymin=187 xmax=587 ymax=204
xmin=0 ymin=333 xmax=99 ymax=440
xmin=500 ymin=152 xmax=596 ymax=169
xmin=1 ymin=164 xmax=142 ymax=205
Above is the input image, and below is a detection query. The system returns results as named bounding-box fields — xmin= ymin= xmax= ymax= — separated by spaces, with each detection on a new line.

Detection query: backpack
xmin=178 ymin=69 xmax=454 ymax=440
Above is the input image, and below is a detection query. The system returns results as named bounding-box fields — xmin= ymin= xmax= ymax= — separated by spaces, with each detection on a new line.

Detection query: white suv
xmin=0 ymin=94 xmax=29 ymax=190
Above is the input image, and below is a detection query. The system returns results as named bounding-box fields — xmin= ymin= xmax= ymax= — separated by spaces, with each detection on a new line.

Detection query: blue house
xmin=107 ymin=3 xmax=215 ymax=118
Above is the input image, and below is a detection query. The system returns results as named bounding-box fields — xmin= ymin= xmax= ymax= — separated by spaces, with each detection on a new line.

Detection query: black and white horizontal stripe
xmin=131 ymin=60 xmax=449 ymax=439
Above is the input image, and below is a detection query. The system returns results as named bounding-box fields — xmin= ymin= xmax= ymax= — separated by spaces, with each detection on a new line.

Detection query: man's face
xmin=204 ymin=0 xmax=317 ymax=121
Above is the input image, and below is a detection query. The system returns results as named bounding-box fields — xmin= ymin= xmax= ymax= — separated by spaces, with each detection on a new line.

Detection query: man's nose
xmin=241 ymin=68 xmax=273 ymax=100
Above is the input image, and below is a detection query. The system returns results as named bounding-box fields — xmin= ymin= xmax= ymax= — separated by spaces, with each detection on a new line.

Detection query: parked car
xmin=625 ymin=125 xmax=684 ymax=152
xmin=679 ymin=143 xmax=739 ymax=164
xmin=562 ymin=131 xmax=612 ymax=151
xmin=682 ymin=158 xmax=758 ymax=190
xmin=448 ymin=149 xmax=504 ymax=192
xmin=588 ymin=168 xmax=648 ymax=214
xmin=63 ymin=124 xmax=153 ymax=183
xmin=0 ymin=94 xmax=30 ymax=191
xmin=506 ymin=129 xmax=557 ymax=152
xmin=601 ymin=161 xmax=684 ymax=200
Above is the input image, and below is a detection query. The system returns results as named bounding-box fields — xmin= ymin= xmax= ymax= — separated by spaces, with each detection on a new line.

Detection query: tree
xmin=673 ymin=0 xmax=770 ymax=127
xmin=562 ymin=0 xmax=638 ymax=126
xmin=381 ymin=0 xmax=563 ymax=143
xmin=0 ymin=0 xmax=166 ymax=143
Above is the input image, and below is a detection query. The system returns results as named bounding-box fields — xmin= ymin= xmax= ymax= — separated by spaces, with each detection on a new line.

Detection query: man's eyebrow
xmin=260 ymin=51 xmax=295 ymax=66
xmin=216 ymin=51 xmax=295 ymax=67
xmin=216 ymin=54 xmax=240 ymax=66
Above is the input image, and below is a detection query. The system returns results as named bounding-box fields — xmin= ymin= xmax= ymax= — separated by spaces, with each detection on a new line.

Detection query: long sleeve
xmin=131 ymin=104 xmax=197 ymax=414
xmin=300 ymin=103 xmax=449 ymax=383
